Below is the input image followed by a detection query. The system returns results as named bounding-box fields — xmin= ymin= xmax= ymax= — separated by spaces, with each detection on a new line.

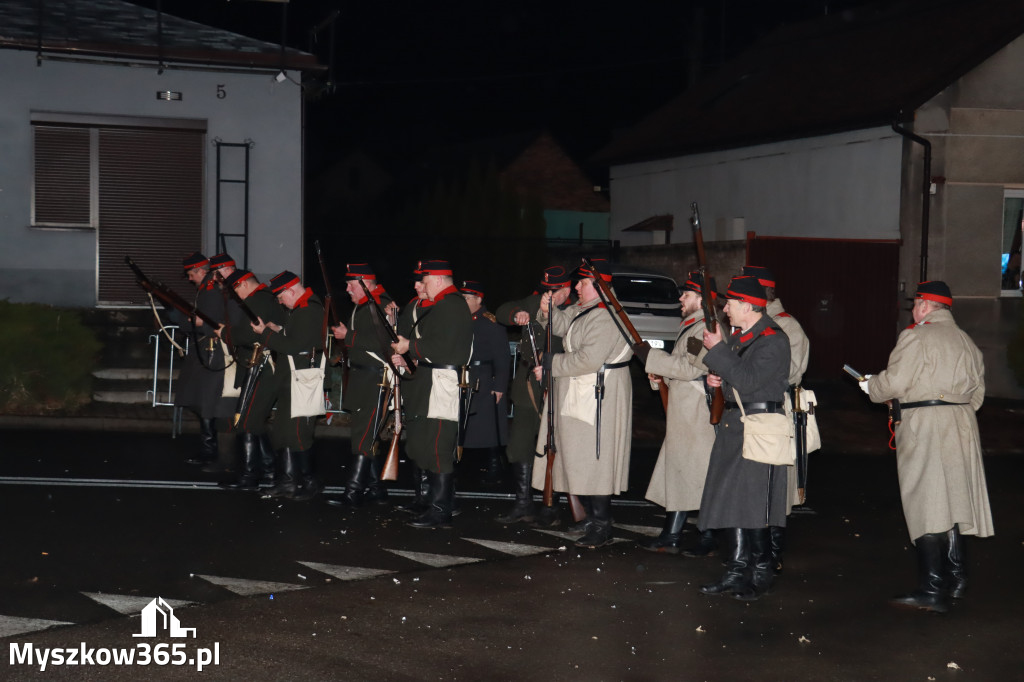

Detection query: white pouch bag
xmin=735 ymin=388 xmax=795 ymax=466
xmin=287 ymin=354 xmax=326 ymax=418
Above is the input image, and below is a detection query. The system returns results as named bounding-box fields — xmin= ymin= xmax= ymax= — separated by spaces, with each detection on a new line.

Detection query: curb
xmin=0 ymin=415 xmax=351 ymax=439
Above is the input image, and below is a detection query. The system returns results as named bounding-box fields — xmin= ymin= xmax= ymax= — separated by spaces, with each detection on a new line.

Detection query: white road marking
xmin=296 ymin=561 xmax=395 ymax=581
xmin=0 ymin=614 xmax=74 ymax=638
xmin=613 ymin=523 xmax=663 ymax=537
xmin=193 ymin=574 xmax=308 ymax=596
xmin=462 ymin=538 xmax=555 ymax=556
xmin=384 ymin=549 xmax=483 ymax=568
xmin=81 ymin=592 xmax=194 ymax=615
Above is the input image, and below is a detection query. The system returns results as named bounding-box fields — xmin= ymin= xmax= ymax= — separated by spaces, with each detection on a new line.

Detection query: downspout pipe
xmin=892 ymin=119 xmax=931 ymax=282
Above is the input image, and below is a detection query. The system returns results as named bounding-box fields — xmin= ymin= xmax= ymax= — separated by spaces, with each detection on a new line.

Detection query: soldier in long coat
xmin=493 ymin=266 xmax=572 ymax=525
xmin=631 ymin=272 xmax=718 ymax=554
xmin=533 ymin=258 xmax=632 ymax=549
xmin=219 ymin=269 xmax=287 ymax=491
xmin=171 ymin=252 xmax=229 ymax=466
xmin=699 ymin=276 xmax=790 ymax=600
xmin=392 ymin=260 xmax=474 ymax=528
xmin=744 ymin=265 xmax=811 ymax=573
xmin=459 ymin=281 xmax=511 ymax=484
xmin=861 ymin=280 xmax=993 ymax=613
xmin=327 ymin=263 xmax=395 ymax=508
xmin=251 ymin=271 xmax=325 ymax=502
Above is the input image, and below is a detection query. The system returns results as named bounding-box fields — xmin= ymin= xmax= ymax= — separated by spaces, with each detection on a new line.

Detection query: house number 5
xmin=217 ymin=85 xmax=226 ymax=99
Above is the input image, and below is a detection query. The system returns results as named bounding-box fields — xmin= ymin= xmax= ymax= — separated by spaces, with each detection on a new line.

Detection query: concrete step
xmin=93 ymin=390 xmax=168 ymax=405
xmin=93 ymin=368 xmax=178 ymax=381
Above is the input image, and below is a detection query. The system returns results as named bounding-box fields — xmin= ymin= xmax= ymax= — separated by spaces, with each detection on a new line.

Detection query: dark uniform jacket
xmin=343 ymin=285 xmax=394 ymax=456
xmin=172 ymin=278 xmax=231 ymax=418
xmin=462 ymin=305 xmax=510 ymax=448
xmin=698 ymin=314 xmax=791 ymax=530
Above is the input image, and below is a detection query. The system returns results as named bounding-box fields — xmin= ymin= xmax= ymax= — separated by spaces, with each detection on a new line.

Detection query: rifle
xmin=233 ymin=349 xmax=270 ymax=427
xmin=125 ymin=256 xmax=219 ymax=328
xmin=688 ymin=203 xmax=726 ymax=425
xmin=540 ymin=293 xmax=586 ymax=523
xmin=357 ymin=279 xmax=416 ymax=376
xmin=792 ymin=385 xmax=809 ymax=504
xmin=381 ymin=306 xmax=402 ymax=480
xmin=313 ymin=241 xmax=350 ymax=381
xmin=580 ymin=258 xmax=669 ymax=412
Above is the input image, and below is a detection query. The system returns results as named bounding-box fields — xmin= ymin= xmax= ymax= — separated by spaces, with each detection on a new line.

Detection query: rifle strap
xmin=147 ymin=293 xmax=186 ymax=356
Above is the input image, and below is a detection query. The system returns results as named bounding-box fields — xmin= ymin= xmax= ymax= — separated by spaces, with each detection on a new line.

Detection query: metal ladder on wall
xmin=214 ymin=140 xmax=253 ymax=268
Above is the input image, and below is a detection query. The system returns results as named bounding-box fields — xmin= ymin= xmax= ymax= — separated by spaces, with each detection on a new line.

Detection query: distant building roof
xmin=0 ymin=0 xmax=320 ymax=71
xmin=596 ymin=0 xmax=1024 ymax=165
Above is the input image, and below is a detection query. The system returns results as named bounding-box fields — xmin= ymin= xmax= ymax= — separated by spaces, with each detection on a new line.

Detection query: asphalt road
xmin=1 ymin=425 xmax=1022 ymax=681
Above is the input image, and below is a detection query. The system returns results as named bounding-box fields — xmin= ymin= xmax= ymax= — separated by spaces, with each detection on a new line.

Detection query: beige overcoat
xmin=768 ymin=298 xmax=811 ymax=512
xmin=643 ymin=315 xmax=716 ymax=511
xmin=533 ymin=298 xmax=632 ymax=495
xmin=867 ymin=308 xmax=993 ymax=542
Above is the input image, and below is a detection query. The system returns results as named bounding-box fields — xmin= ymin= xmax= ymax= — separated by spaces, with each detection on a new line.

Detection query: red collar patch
xmin=294 ymin=287 xmax=314 ymax=309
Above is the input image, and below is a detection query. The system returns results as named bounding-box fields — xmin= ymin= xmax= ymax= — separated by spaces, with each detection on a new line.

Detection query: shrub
xmin=0 ymin=300 xmax=102 ymax=412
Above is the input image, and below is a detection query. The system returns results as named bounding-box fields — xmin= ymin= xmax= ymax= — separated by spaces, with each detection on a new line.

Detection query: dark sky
xmin=131 ymin=0 xmax=882 ymax=167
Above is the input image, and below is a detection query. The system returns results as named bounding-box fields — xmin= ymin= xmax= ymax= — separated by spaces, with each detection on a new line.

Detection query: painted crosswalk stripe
xmin=614 ymin=523 xmax=663 ymax=537
xmin=297 ymin=561 xmax=395 ymax=581
xmin=384 ymin=549 xmax=483 ymax=568
xmin=531 ymin=529 xmax=630 ymax=545
xmin=81 ymin=592 xmax=194 ymax=615
xmin=0 ymin=614 xmax=74 ymax=638
xmin=194 ymin=574 xmax=307 ymax=596
xmin=462 ymin=538 xmax=556 ymax=557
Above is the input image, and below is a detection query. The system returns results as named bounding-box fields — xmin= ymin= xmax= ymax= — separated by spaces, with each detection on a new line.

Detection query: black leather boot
xmin=575 ymin=495 xmax=613 ymax=548
xmin=495 ymin=461 xmax=537 ymax=524
xmin=395 ymin=467 xmax=429 ymax=515
xmin=558 ymin=494 xmax=589 ymax=532
xmin=682 ymin=529 xmax=719 ymax=558
xmin=700 ymin=528 xmax=752 ymax=596
xmin=292 ymin=450 xmax=322 ymax=502
xmin=638 ymin=511 xmax=688 ymax=554
xmin=326 ymin=454 xmax=372 ymax=507
xmin=769 ymin=525 xmax=786 ymax=575
xmin=364 ymin=454 xmax=390 ymax=504
xmin=257 ymin=435 xmax=276 ymax=488
xmin=890 ymin=532 xmax=949 ymax=613
xmin=219 ymin=432 xmax=260 ymax=490
xmin=188 ymin=418 xmax=218 ymax=464
xmin=947 ymin=524 xmax=967 ymax=599
xmin=734 ymin=527 xmax=774 ymax=600
xmin=481 ymin=447 xmax=505 ymax=485
xmin=530 ymin=491 xmax=565 ymax=529
xmin=407 ymin=472 xmax=454 ymax=529
xmin=261 ymin=448 xmax=297 ymax=499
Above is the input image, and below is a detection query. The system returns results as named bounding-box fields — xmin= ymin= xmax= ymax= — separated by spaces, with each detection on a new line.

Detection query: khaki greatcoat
xmin=867 ymin=308 xmax=993 ymax=542
xmin=643 ymin=314 xmax=716 ymax=511
xmin=533 ymin=298 xmax=632 ymax=496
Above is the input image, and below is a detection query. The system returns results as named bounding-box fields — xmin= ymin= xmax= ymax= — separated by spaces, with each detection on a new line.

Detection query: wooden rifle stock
xmin=581 ymin=258 xmax=669 ymax=411
xmin=381 ymin=306 xmax=402 ymax=481
xmin=688 ymin=204 xmax=725 ymax=425
xmin=125 ymin=256 xmax=219 ymax=328
xmin=542 ymin=293 xmax=558 ymax=508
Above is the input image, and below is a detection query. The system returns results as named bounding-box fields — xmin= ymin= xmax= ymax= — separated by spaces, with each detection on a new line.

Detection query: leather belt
xmin=901 ymin=399 xmax=967 ymax=409
xmin=419 ymin=362 xmax=460 ymax=371
xmin=349 ymin=363 xmax=385 ymax=373
xmin=600 ymin=361 xmax=631 ymax=371
xmin=724 ymin=401 xmax=784 ymax=413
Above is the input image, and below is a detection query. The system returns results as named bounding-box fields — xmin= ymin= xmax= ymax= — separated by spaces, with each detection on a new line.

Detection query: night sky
xmin=129 ymin=0 xmax=886 ymax=171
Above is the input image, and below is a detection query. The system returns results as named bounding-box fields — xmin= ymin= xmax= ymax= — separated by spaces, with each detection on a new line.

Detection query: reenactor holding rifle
xmin=631 ymin=272 xmax=719 ymax=555
xmin=493 ymin=266 xmax=573 ymax=526
xmin=391 ymin=260 xmax=474 ymax=529
xmin=533 ymin=258 xmax=633 ymax=549
xmin=327 ymin=263 xmax=395 ymax=508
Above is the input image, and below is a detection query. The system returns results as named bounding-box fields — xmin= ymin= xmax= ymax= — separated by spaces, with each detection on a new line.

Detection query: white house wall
xmin=609 ymin=127 xmax=903 ymax=246
xmin=0 ymin=50 xmax=304 ymax=307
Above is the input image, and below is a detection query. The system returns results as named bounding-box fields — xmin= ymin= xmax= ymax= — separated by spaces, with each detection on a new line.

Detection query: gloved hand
xmin=858 ymin=374 xmax=874 ymax=395
xmin=631 ymin=341 xmax=653 ymax=365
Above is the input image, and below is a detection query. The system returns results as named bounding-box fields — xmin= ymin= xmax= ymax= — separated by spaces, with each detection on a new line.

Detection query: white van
xmin=610 ymin=267 xmax=682 ymax=351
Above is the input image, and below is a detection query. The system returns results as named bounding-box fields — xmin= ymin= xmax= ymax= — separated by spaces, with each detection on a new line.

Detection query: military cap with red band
xmin=682 ymin=271 xmax=718 ymax=299
xmin=182 ymin=252 xmax=209 ymax=270
xmin=539 ymin=265 xmax=572 ymax=289
xmin=459 ymin=280 xmax=485 ymax=297
xmin=415 ymin=259 xmax=453 ymax=276
xmin=344 ymin=263 xmax=376 ymax=280
xmin=725 ymin=275 xmax=767 ymax=307
xmin=742 ymin=265 xmax=775 ymax=288
xmin=269 ymin=270 xmax=301 ymax=293
xmin=224 ymin=270 xmax=255 ymax=289
xmin=577 ymin=258 xmax=613 ymax=282
xmin=209 ymin=253 xmax=236 ymax=269
xmin=915 ymin=280 xmax=953 ymax=306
